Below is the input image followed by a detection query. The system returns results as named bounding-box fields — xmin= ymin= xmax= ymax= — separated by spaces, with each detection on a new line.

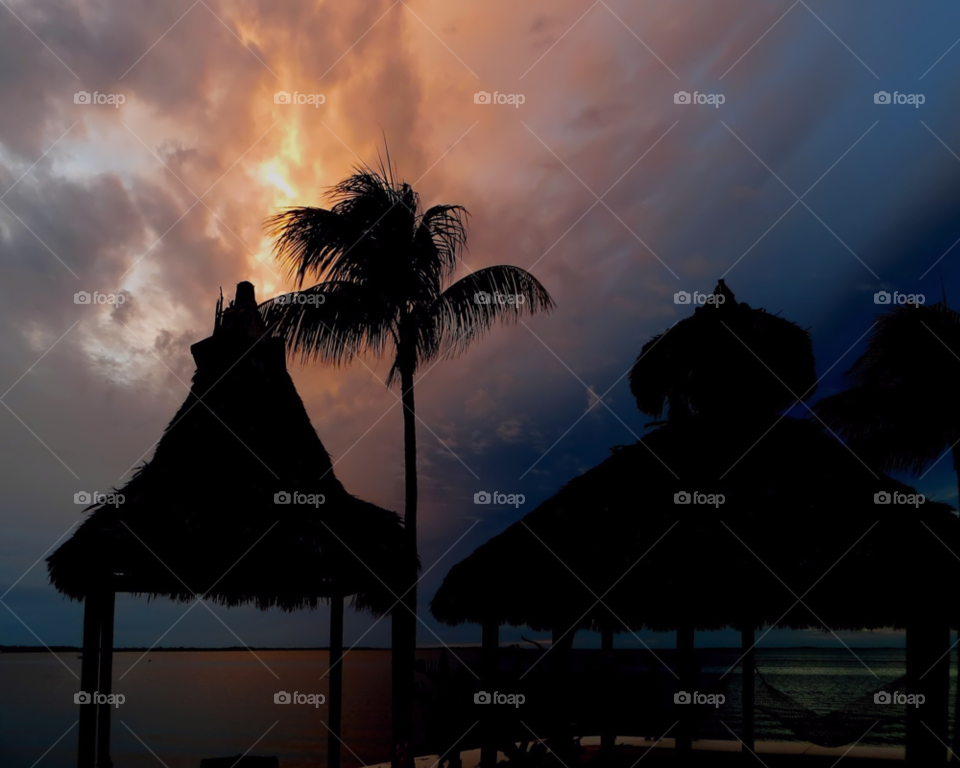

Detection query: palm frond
xmin=264 ymin=207 xmax=349 ymax=288
xmin=813 ymin=302 xmax=960 ymax=472
xmin=259 ymin=282 xmax=396 ymax=367
xmin=424 ymin=265 xmax=555 ymax=360
xmin=414 ymin=205 xmax=469 ymax=280
xmin=815 ymin=388 xmax=950 ymax=474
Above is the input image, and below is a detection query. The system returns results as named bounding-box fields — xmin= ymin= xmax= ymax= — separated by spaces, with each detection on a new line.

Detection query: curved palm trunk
xmin=392 ymin=355 xmax=418 ymax=768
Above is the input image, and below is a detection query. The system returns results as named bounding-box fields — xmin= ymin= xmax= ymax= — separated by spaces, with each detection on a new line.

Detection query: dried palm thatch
xmin=48 ymin=282 xmax=409 ymax=615
xmin=432 ymin=282 xmax=960 ymax=635
xmin=430 ymin=418 xmax=960 ymax=632
xmin=432 ymin=412 xmax=959 ymax=633
xmin=630 ymin=280 xmax=816 ymax=420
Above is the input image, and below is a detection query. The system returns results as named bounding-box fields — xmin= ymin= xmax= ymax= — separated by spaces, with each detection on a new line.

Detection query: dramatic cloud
xmin=3 ymin=0 xmax=960 ymax=649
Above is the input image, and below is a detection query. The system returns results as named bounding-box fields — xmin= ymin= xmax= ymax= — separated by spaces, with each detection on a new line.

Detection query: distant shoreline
xmin=0 ymin=645 xmax=915 ymax=653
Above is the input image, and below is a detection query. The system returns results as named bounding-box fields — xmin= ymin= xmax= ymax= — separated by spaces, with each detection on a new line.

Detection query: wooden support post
xmin=96 ymin=591 xmax=115 ymax=768
xmin=391 ymin=598 xmax=415 ymax=768
xmin=601 ymin=627 xmax=615 ymax=759
xmin=954 ymin=629 xmax=960 ymax=762
xmin=480 ymin=620 xmax=499 ymax=768
xmin=329 ymin=593 xmax=344 ymax=768
xmin=906 ymin=622 xmax=950 ymax=765
xmin=78 ymin=593 xmax=101 ymax=768
xmin=675 ymin=625 xmax=695 ymax=756
xmin=740 ymin=626 xmax=755 ymax=758
xmin=550 ymin=626 xmax=576 ymax=765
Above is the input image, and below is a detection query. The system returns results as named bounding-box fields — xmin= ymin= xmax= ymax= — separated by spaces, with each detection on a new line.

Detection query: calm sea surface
xmin=0 ymin=648 xmax=952 ymax=767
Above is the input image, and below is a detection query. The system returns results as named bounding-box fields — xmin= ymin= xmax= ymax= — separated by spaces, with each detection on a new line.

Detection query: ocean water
xmin=0 ymin=648 xmax=951 ymax=767
xmin=694 ymin=647 xmax=928 ymax=745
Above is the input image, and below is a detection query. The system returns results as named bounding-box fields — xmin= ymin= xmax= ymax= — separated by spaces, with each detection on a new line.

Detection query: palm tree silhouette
xmin=261 ymin=151 xmax=554 ymax=763
xmin=815 ymin=299 xmax=960 ymax=759
xmin=815 ymin=301 xmax=960 ymax=502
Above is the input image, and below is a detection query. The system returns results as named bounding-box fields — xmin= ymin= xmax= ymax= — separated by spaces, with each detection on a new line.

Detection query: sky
xmin=2 ymin=0 xmax=960 ymax=657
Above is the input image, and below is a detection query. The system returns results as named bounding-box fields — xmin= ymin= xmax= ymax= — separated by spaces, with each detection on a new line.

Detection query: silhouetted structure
xmin=432 ymin=281 xmax=960 ymax=765
xmin=49 ymin=282 xmax=407 ymax=768
xmin=259 ymin=150 xmax=554 ymax=768
xmin=816 ymin=299 xmax=960 ymax=760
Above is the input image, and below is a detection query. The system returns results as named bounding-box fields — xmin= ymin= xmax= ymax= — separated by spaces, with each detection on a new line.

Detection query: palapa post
xmin=600 ymin=625 xmax=615 ymax=759
xmin=675 ymin=625 xmax=695 ymax=754
xmin=78 ymin=592 xmax=101 ymax=768
xmin=740 ymin=625 xmax=755 ymax=758
xmin=480 ymin=618 xmax=499 ymax=768
xmin=96 ymin=589 xmax=116 ymax=768
xmin=328 ymin=592 xmax=345 ymax=768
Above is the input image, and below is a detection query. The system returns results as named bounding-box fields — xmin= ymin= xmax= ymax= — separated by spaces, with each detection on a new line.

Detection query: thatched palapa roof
xmin=48 ymin=282 xmax=408 ymax=614
xmin=431 ymin=282 xmax=960 ymax=634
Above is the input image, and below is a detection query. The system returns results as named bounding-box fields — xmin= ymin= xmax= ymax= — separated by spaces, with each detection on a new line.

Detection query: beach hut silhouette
xmin=48 ymin=282 xmax=408 ymax=768
xmin=431 ymin=280 xmax=960 ymax=766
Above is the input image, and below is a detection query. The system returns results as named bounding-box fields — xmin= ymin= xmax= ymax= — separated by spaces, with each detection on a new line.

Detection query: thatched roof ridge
xmin=630 ymin=280 xmax=816 ymax=420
